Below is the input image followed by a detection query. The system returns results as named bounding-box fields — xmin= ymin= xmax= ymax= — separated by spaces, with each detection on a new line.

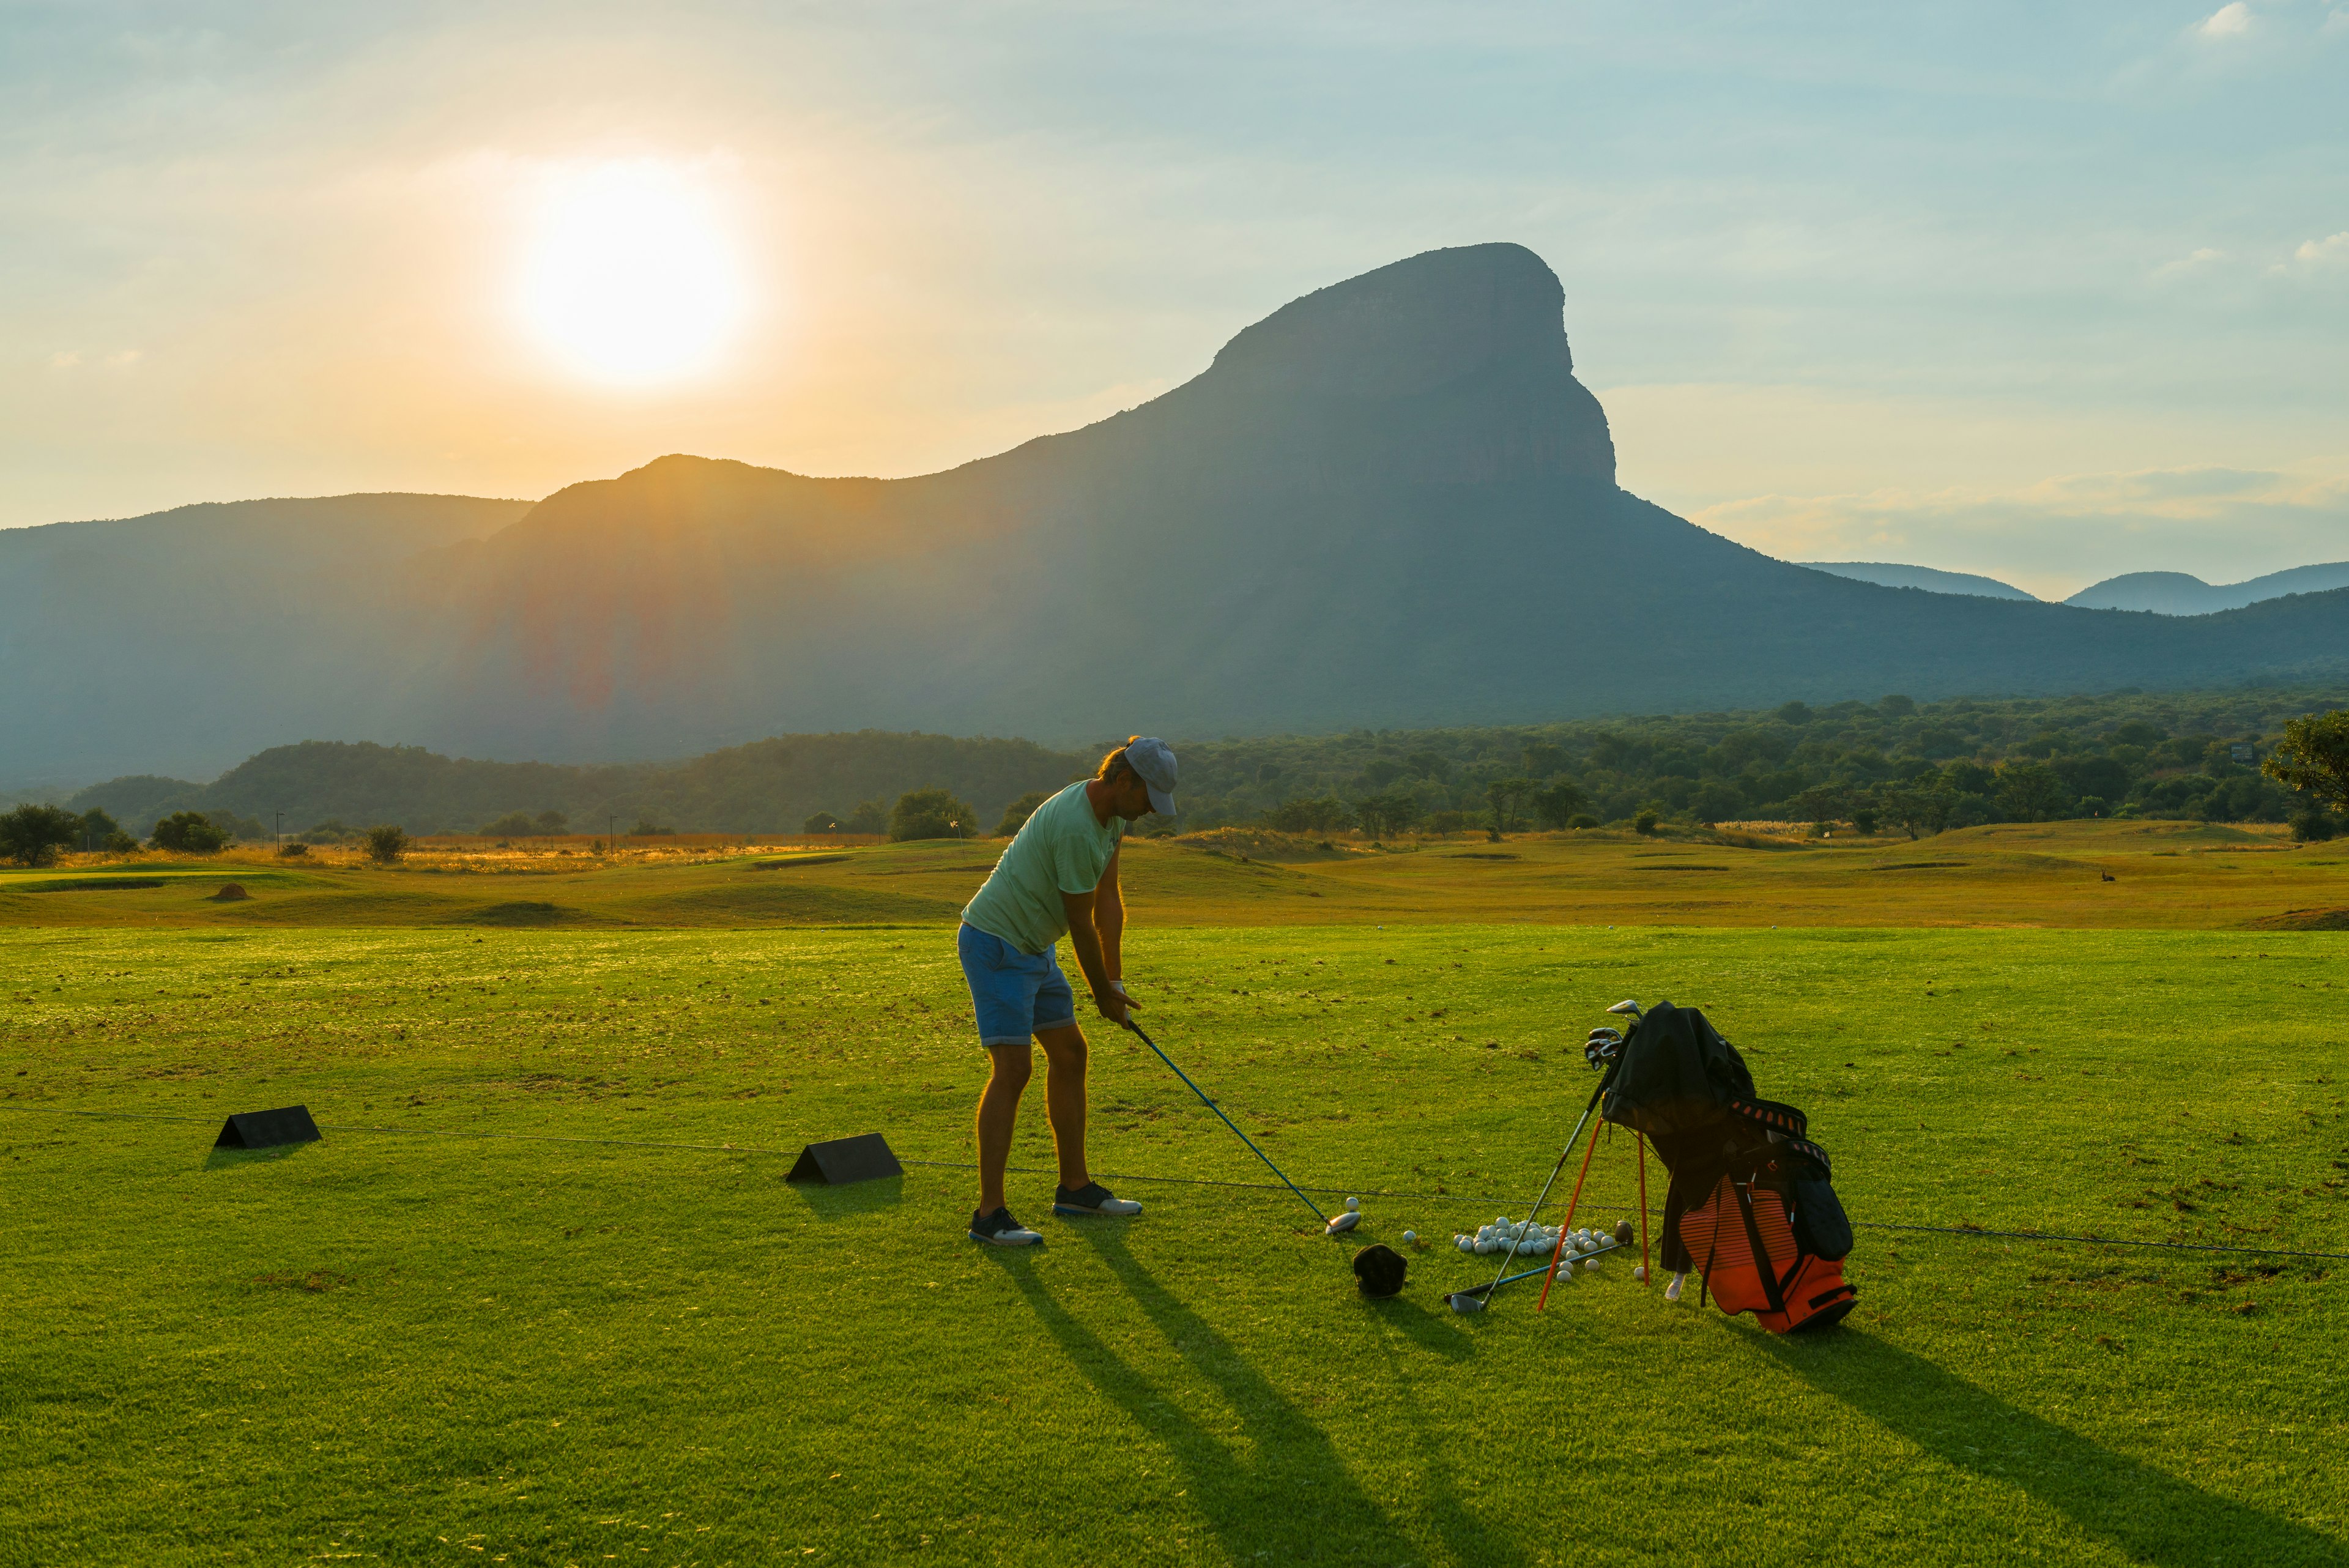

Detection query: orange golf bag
xmin=1599 ymin=1002 xmax=1857 ymax=1334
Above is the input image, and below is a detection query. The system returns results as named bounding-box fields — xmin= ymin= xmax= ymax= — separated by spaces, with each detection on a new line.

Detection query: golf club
xmin=1446 ymin=1222 xmax=1638 ymax=1312
xmin=1119 ymin=1016 xmax=1341 ymax=1232
xmin=1449 ymin=1075 xmax=1608 ymax=1312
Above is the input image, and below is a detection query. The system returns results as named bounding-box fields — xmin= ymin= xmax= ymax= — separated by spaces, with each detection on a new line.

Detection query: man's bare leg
xmin=1035 ymin=1023 xmax=1091 ymax=1193
xmin=975 ymin=1044 xmax=1033 ymax=1214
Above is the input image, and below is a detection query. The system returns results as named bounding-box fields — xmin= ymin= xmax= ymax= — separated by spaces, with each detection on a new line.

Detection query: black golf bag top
xmin=1599 ymin=1001 xmax=1857 ymax=1333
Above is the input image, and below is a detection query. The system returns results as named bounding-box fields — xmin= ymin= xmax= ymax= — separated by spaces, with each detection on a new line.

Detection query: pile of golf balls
xmin=1452 ymin=1219 xmax=1618 ymax=1265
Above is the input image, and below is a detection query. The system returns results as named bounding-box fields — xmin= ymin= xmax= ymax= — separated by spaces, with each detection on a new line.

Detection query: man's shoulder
xmin=1028 ymin=782 xmax=1095 ymax=834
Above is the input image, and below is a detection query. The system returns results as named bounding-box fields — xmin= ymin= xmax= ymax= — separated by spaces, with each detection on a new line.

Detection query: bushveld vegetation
xmin=39 ymin=687 xmax=2349 ymax=849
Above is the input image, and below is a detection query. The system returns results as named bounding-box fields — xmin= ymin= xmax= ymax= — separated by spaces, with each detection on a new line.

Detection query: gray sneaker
xmin=969 ymin=1206 xmax=1043 ymax=1246
xmin=1053 ymin=1181 xmax=1143 ymax=1217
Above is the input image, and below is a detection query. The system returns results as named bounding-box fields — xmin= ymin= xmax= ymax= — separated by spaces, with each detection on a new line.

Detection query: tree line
xmin=19 ymin=687 xmax=2349 ymax=863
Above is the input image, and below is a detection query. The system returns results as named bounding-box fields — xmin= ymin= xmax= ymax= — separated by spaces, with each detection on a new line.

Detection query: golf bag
xmin=1599 ymin=1001 xmax=1858 ymax=1333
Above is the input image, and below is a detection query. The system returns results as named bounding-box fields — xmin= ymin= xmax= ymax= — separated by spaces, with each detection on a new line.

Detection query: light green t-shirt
xmin=962 ymin=781 xmax=1124 ymax=954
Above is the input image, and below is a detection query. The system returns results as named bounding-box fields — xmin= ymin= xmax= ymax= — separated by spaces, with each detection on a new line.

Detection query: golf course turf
xmin=3 ymin=828 xmax=2345 ymax=1564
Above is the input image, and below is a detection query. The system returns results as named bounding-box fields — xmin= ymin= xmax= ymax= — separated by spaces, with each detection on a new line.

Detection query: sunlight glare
xmin=516 ymin=161 xmax=748 ymax=387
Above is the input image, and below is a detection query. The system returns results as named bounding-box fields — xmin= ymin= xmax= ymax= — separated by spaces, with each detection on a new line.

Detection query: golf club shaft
xmin=1477 ymin=1077 xmax=1607 ymax=1301
xmin=1460 ymin=1236 xmax=1629 ymax=1297
xmin=1122 ymin=1017 xmax=1327 ymax=1224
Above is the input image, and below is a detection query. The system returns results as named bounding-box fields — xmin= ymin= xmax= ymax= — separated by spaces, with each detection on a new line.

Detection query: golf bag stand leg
xmin=1537 ymin=1110 xmax=1608 ymax=1312
xmin=1636 ymin=1132 xmax=1651 ymax=1285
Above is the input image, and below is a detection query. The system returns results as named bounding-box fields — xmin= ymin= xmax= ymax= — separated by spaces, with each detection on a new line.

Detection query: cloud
xmin=46 ymin=350 xmax=81 ymax=370
xmin=2293 ymin=232 xmax=2349 ymax=267
xmin=1689 ymin=463 xmax=2349 ymax=598
xmin=2198 ymin=2 xmax=2254 ymax=37
xmin=2153 ymin=246 xmax=2224 ymax=281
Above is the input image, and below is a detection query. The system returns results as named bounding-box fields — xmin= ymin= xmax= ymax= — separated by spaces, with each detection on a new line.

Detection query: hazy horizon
xmin=7 ymin=2 xmax=2346 ymax=600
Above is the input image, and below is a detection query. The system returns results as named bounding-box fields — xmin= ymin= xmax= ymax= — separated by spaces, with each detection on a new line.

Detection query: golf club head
xmin=1615 ymin=1219 xmax=1636 ymax=1247
xmin=1326 ymin=1210 xmax=1362 ymax=1235
xmin=1606 ymin=999 xmax=1643 ymax=1019
xmin=1445 ymin=1291 xmax=1488 ymax=1314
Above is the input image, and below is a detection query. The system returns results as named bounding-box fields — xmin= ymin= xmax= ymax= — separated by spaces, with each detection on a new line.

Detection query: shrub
xmin=1850 ymin=806 xmax=1879 ymax=835
xmin=889 ymin=787 xmax=978 ymax=841
xmin=102 ymin=830 xmax=140 ymax=853
xmin=803 ymin=810 xmax=844 ymax=833
xmin=150 ymin=811 xmax=230 ymax=853
xmin=1633 ymin=810 xmax=1660 ymax=836
xmin=2290 ymin=807 xmax=2340 ymax=843
xmin=994 ymin=791 xmax=1052 ymax=837
xmin=1422 ymin=809 xmax=1474 ymax=834
xmin=1567 ymin=813 xmax=1598 ymax=830
xmin=631 ymin=819 xmax=674 ymax=835
xmin=303 ymin=818 xmax=356 ymax=844
xmin=1 ymin=803 xmax=83 ymax=867
xmin=365 ymin=824 xmax=408 ymax=864
xmin=278 ymin=841 xmax=310 ymax=858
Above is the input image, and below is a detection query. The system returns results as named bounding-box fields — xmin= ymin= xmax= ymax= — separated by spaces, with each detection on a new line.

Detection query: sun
xmin=516 ymin=161 xmax=748 ymax=387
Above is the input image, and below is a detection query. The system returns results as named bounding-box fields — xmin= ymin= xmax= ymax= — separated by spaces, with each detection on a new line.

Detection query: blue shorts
xmin=958 ymin=922 xmax=1077 ymax=1047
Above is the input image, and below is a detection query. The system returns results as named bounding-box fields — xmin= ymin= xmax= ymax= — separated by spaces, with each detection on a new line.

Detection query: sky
xmin=4 ymin=0 xmax=2345 ymax=598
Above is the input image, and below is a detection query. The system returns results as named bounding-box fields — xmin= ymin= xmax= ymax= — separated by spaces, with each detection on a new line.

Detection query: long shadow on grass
xmin=1753 ymin=1329 xmax=2336 ymax=1564
xmin=1013 ymin=1228 xmax=1521 ymax=1567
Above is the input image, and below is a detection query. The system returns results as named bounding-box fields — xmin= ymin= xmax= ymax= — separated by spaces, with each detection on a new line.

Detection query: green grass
xmin=4 ymin=923 xmax=2346 ymax=1564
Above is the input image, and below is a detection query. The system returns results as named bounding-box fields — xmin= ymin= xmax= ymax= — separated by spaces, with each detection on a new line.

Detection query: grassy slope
xmin=4 ymin=910 xmax=2346 ymax=1565
xmin=6 ymin=819 xmax=2349 ymax=932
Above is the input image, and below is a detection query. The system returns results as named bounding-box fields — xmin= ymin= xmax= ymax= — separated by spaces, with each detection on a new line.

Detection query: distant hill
xmin=10 ymin=242 xmax=2349 ymax=779
xmin=1805 ymin=562 xmax=2038 ymax=601
xmin=70 ymin=735 xmax=1089 ymax=840
xmin=2065 ymin=562 xmax=2349 ymax=615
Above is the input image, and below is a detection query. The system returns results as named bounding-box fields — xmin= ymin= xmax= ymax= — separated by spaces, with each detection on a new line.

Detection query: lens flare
xmin=516 ymin=161 xmax=747 ymax=387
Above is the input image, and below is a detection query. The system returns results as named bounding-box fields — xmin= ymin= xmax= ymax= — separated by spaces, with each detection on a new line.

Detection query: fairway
xmin=5 ymin=912 xmax=2345 ymax=1564
xmin=8 ymin=818 xmax=2349 ymax=933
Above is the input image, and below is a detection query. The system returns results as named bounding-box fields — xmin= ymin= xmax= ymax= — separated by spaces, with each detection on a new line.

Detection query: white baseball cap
xmin=1124 ymin=737 xmax=1179 ymax=816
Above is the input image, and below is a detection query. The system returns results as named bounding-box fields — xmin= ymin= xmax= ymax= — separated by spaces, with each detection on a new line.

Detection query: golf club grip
xmin=1123 ymin=1019 xmax=1327 ymax=1224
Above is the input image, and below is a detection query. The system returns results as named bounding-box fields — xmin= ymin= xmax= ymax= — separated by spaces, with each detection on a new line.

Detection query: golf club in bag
xmin=1444 ymin=1001 xmax=1641 ymax=1314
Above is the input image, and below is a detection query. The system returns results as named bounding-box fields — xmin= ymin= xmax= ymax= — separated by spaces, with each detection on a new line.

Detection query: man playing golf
xmin=959 ymin=737 xmax=1178 ymax=1245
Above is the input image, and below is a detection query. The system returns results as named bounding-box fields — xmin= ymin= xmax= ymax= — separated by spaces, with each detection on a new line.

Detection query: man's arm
xmin=1059 ymin=850 xmax=1132 ymax=1025
xmin=1094 ymin=844 xmax=1125 ymax=989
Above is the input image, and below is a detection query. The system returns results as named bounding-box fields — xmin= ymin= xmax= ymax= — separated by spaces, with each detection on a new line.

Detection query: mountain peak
xmin=1209 ymin=242 xmax=1572 ymax=398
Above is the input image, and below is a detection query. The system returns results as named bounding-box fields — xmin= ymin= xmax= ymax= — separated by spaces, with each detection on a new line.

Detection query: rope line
xmin=5 ymin=1103 xmax=2343 ymax=1261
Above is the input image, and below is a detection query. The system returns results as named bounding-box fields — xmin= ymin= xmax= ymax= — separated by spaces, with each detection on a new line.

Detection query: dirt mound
xmin=1173 ymin=828 xmax=1376 ymax=863
xmin=2248 ymin=907 xmax=2349 ymax=931
xmin=462 ymin=901 xmax=573 ymax=926
xmin=207 ymin=884 xmax=250 ymax=902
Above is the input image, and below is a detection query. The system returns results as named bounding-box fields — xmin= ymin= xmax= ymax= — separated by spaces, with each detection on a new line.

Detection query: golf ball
xmin=1346 ymin=1197 xmax=1360 ymax=1213
xmin=1633 ymin=1266 xmax=1649 ymax=1282
xmin=1403 ymin=1230 xmax=1417 ymax=1244
xmin=1457 ymin=1236 xmax=1474 ymax=1253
